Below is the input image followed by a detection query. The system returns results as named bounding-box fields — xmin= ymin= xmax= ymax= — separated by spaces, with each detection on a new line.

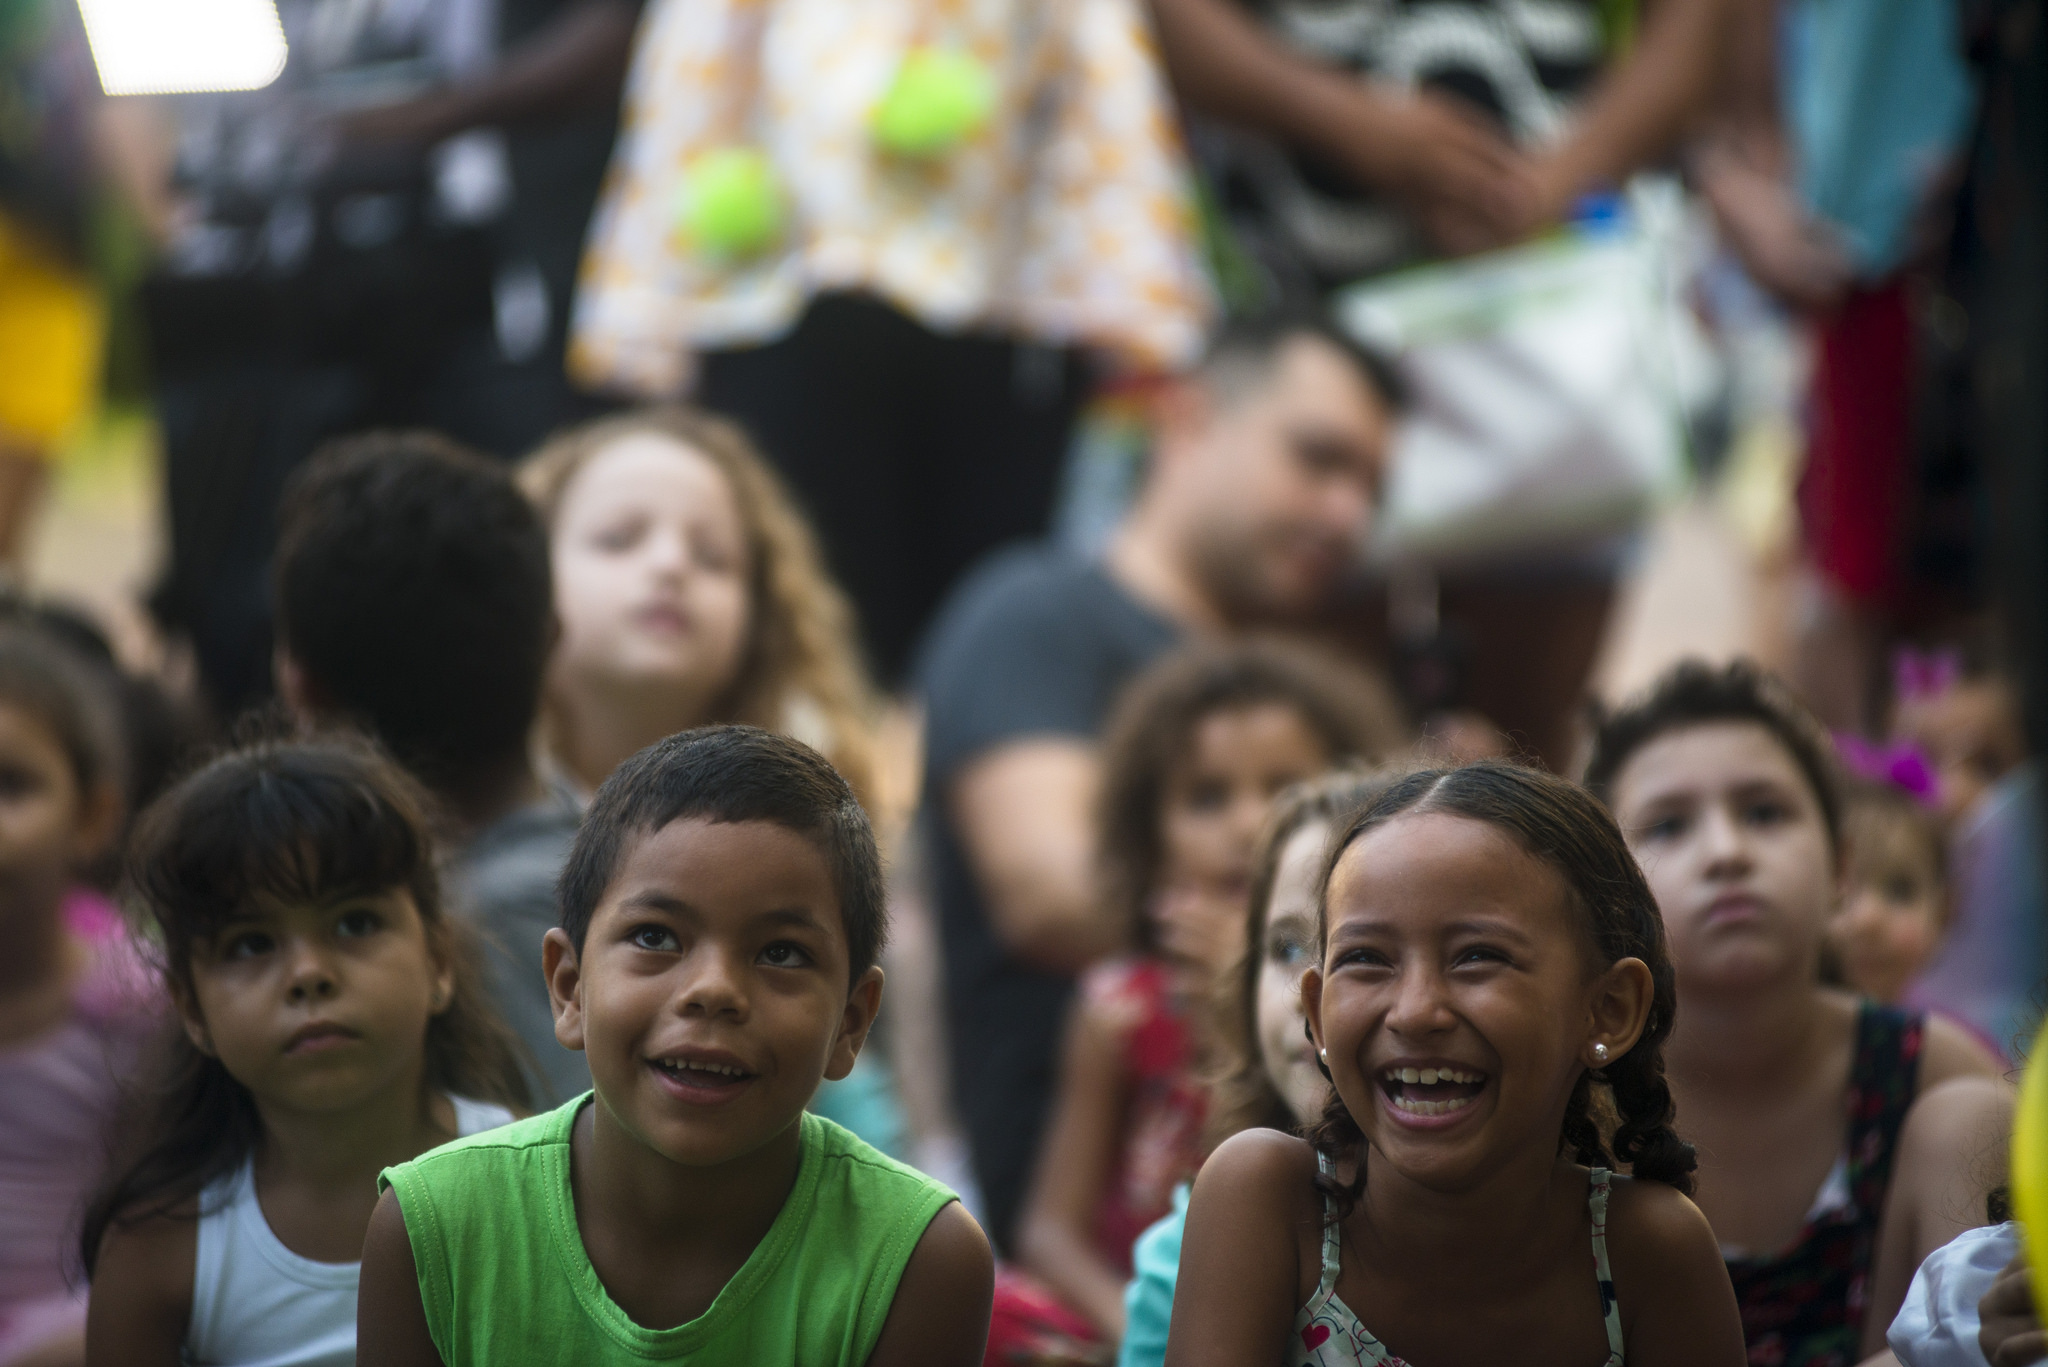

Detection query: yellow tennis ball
xmin=872 ymin=48 xmax=994 ymax=158
xmin=2014 ymin=1024 xmax=2048 ymax=1311
xmin=674 ymin=147 xmax=783 ymax=260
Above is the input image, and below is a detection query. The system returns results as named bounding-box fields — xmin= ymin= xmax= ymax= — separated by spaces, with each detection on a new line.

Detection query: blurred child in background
xmin=1118 ymin=770 xmax=1391 ymax=1367
xmin=1587 ymin=660 xmax=2005 ymax=1366
xmin=274 ymin=431 xmax=581 ymax=1104
xmin=0 ymin=627 xmax=147 ymax=1367
xmin=1889 ymin=644 xmax=2046 ymax=1059
xmin=1827 ymin=776 xmax=1949 ymax=1005
xmin=1014 ymin=641 xmax=1399 ymax=1341
xmin=520 ymin=405 xmax=909 ymax=1152
xmin=82 ymin=738 xmax=528 ymax=1367
xmin=519 ymin=406 xmax=880 ymax=810
xmin=1890 ymin=647 xmax=2027 ymax=830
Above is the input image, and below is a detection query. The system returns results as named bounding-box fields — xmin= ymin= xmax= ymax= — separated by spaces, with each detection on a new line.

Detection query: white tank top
xmin=183 ymin=1096 xmax=514 ymax=1367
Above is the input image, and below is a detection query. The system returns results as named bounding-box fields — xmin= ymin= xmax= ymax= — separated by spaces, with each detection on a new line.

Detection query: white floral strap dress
xmin=1286 ymin=1156 xmax=1626 ymax=1367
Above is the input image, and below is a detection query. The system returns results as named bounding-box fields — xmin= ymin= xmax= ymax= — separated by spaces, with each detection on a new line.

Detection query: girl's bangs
xmin=138 ymin=758 xmax=433 ymax=946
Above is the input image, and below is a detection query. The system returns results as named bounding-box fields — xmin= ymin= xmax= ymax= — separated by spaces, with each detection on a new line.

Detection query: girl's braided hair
xmin=1305 ymin=761 xmax=1696 ymax=1213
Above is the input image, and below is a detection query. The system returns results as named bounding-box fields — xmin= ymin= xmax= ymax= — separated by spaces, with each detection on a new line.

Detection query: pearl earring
xmin=1592 ymin=1043 xmax=1609 ymax=1063
xmin=1319 ymin=1047 xmax=1327 ymax=1060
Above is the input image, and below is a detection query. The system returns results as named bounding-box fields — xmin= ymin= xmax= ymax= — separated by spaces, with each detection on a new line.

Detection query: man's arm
xmin=1146 ymin=0 xmax=1527 ymax=253
xmin=338 ymin=0 xmax=640 ymax=147
xmin=1516 ymin=0 xmax=1735 ymax=228
xmin=948 ymin=739 xmax=1124 ymax=974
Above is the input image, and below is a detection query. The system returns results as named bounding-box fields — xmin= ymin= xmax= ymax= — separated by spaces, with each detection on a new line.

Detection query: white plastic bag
xmin=1334 ymin=180 xmax=1712 ymax=562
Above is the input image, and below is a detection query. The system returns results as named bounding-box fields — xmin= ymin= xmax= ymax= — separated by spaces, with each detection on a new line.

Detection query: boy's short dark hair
xmin=1582 ymin=658 xmax=1843 ymax=855
xmin=557 ymin=726 xmax=886 ymax=981
xmin=274 ymin=431 xmax=552 ymax=793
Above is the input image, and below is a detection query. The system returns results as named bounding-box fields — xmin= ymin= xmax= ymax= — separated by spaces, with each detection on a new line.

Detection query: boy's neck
xmin=435 ymin=753 xmax=545 ymax=843
xmin=571 ymin=1094 xmax=806 ymax=1327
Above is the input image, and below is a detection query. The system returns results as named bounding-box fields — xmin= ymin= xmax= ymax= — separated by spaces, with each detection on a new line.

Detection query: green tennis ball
xmin=674 ymin=147 xmax=783 ymax=260
xmin=872 ymin=48 xmax=995 ymax=157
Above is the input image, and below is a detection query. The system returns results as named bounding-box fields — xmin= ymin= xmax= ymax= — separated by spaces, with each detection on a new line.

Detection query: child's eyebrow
xmin=618 ymin=890 xmax=694 ymax=917
xmin=750 ymin=906 xmax=830 ymax=932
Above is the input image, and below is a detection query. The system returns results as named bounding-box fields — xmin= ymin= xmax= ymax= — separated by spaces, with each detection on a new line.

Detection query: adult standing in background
xmin=915 ymin=315 xmax=1395 ymax=1251
xmin=140 ymin=0 xmax=640 ymax=718
xmin=1142 ymin=0 xmax=1735 ymax=768
xmin=570 ymin=0 xmax=1214 ymax=683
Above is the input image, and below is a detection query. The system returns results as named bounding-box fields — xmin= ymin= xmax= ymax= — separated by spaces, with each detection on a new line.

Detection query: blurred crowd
xmin=1 ymin=0 xmax=2046 ymax=1362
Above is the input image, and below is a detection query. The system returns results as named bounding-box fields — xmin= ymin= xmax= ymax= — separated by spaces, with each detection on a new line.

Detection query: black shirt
xmin=915 ymin=543 xmax=1180 ymax=1251
xmin=1202 ymin=0 xmax=1608 ymax=297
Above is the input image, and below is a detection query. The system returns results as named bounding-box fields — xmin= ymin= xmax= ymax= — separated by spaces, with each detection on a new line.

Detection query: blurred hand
xmin=1982 ymin=1251 xmax=2048 ymax=1367
xmin=1696 ymin=142 xmax=1853 ymax=312
xmin=1326 ymin=85 xmax=1532 ymax=256
xmin=331 ymin=94 xmax=460 ymax=150
xmin=1150 ymin=878 xmax=1249 ymax=980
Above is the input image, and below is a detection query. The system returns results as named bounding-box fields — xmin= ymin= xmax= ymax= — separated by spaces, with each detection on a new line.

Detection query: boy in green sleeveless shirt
xmin=359 ymin=726 xmax=994 ymax=1364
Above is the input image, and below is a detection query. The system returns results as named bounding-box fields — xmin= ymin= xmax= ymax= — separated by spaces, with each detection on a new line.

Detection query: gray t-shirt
xmin=445 ymin=784 xmax=586 ymax=1106
xmin=915 ymin=543 xmax=1180 ymax=1250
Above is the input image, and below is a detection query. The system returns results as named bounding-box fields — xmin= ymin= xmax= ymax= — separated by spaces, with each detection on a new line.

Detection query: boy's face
xmin=544 ymin=817 xmax=882 ymax=1168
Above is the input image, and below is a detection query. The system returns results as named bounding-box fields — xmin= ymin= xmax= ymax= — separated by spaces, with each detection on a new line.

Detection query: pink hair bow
xmin=1834 ymin=733 xmax=1939 ymax=807
xmin=1893 ymin=647 xmax=1961 ymax=703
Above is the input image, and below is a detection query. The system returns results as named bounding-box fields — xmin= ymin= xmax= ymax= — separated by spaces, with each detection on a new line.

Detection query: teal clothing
xmin=1117 ymin=1183 xmax=1190 ymax=1367
xmin=809 ymin=1052 xmax=910 ymax=1160
xmin=380 ymin=1095 xmax=956 ymax=1364
xmin=1785 ymin=0 xmax=1975 ymax=274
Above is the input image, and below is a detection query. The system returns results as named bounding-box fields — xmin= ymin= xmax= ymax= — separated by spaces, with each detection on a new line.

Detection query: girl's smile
xmin=1308 ymin=811 xmax=1606 ymax=1187
xmin=1374 ymin=1061 xmax=1489 ymax=1125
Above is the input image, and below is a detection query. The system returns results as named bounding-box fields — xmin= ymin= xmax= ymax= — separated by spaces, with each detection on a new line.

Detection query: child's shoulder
xmin=383 ymin=1095 xmax=576 ymax=1194
xmin=1599 ymin=1173 xmax=1725 ymax=1295
xmin=1194 ymin=1128 xmax=1324 ymax=1214
xmin=801 ymin=1111 xmax=956 ymax=1213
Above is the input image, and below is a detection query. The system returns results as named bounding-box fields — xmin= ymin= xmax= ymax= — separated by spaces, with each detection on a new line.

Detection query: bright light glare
xmin=77 ymin=0 xmax=289 ymax=96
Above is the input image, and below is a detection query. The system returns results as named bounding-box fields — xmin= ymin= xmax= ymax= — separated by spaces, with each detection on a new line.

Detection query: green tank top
xmin=379 ymin=1095 xmax=957 ymax=1364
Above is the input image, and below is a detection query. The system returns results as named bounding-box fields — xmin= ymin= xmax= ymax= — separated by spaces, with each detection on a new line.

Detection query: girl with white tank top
xmin=77 ymin=740 xmax=536 ymax=1364
xmin=185 ymin=1096 xmax=514 ymax=1367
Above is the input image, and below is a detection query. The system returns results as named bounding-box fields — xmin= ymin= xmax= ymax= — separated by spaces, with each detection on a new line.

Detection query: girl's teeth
xmin=1386 ymin=1066 xmax=1481 ymax=1084
xmin=1392 ymin=1092 xmax=1478 ymax=1117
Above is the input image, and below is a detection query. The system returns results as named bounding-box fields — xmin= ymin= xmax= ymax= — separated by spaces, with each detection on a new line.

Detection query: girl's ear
xmin=1301 ymin=965 xmax=1327 ymax=1062
xmin=543 ymin=929 xmax=589 ymax=1051
xmin=825 ymin=965 xmax=885 ymax=1083
xmin=1583 ymin=956 xmax=1655 ymax=1069
xmin=175 ymin=986 xmax=217 ymax=1058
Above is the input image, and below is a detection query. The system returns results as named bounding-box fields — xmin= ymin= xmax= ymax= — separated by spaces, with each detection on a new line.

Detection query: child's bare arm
xmin=1862 ymin=1074 xmax=2014 ymax=1359
xmin=864 ymin=1201 xmax=994 ymax=1367
xmin=1016 ymin=989 xmax=1137 ymax=1336
xmin=1165 ymin=1130 xmax=1310 ymax=1367
xmin=357 ymin=1189 xmax=448 ymax=1367
xmin=1607 ymin=1179 xmax=1747 ymax=1367
xmin=83 ymin=1213 xmax=194 ymax=1367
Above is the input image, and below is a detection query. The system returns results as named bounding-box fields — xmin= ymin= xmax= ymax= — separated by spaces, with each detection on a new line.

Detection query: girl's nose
xmin=1385 ymin=962 xmax=1455 ymax=1036
xmin=283 ymin=939 xmax=338 ymax=1002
